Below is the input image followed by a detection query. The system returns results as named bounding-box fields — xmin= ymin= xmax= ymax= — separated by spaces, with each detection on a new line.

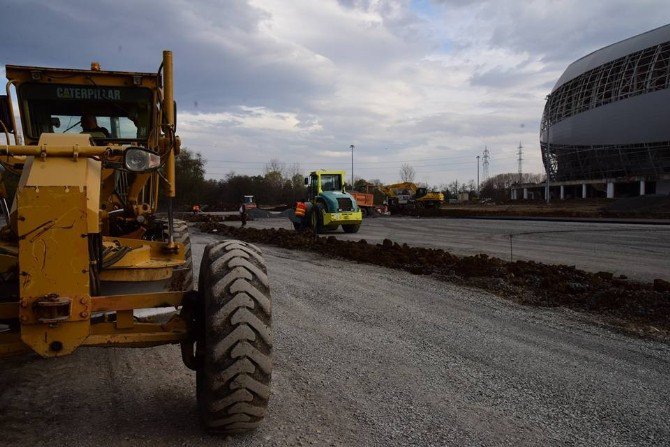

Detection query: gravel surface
xmin=1 ymin=228 xmax=668 ymax=446
xmin=231 ymin=216 xmax=670 ymax=281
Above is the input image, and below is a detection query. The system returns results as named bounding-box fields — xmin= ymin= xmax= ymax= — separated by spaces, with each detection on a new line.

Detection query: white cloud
xmin=318 ymin=150 xmax=351 ymax=158
xmin=181 ymin=107 xmax=322 ymax=133
xmin=1 ymin=0 xmax=667 ymax=184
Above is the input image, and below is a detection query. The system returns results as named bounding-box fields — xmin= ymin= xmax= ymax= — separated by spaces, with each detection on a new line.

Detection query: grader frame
xmin=0 ymin=51 xmax=188 ymax=358
xmin=0 ymin=51 xmax=273 ymax=433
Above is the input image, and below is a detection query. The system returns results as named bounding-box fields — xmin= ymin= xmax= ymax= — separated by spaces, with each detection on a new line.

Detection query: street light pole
xmin=350 ymin=144 xmax=354 ymax=189
xmin=476 ymin=155 xmax=480 ymax=195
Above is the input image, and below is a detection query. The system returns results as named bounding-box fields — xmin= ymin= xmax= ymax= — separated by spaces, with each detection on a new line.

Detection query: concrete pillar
xmin=640 ymin=180 xmax=646 ymax=196
xmin=523 ymin=188 xmax=528 ymax=200
xmin=606 ymin=182 xmax=614 ymax=199
xmin=582 ymin=183 xmax=587 ymax=199
xmin=560 ymin=185 xmax=565 ymax=200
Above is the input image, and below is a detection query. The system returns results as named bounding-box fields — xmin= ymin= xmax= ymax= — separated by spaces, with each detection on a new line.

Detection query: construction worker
xmin=81 ymin=115 xmax=110 ymax=138
xmin=239 ymin=199 xmax=247 ymax=227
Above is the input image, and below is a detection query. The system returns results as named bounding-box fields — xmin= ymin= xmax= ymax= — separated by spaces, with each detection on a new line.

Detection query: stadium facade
xmin=516 ymin=24 xmax=670 ymax=200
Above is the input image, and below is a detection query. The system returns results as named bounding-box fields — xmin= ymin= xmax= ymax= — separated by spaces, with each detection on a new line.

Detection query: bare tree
xmin=285 ymin=163 xmax=302 ymax=179
xmin=399 ymin=163 xmax=416 ymax=182
xmin=264 ymin=159 xmax=286 ymax=177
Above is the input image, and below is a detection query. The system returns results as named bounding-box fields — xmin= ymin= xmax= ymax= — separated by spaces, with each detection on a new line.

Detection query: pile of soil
xmin=391 ymin=197 xmax=670 ymax=219
xmin=605 ymin=195 xmax=670 ymax=215
xmin=176 ymin=214 xmax=249 ymax=223
xmin=199 ymin=222 xmax=670 ymax=340
xmin=248 ymin=209 xmax=271 ymax=219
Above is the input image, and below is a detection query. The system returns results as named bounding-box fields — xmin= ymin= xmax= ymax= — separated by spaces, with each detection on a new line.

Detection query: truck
xmin=0 ymin=52 xmax=272 ymax=434
xmin=378 ymin=182 xmax=444 ymax=212
xmin=350 ymin=182 xmax=386 ymax=217
xmin=292 ymin=170 xmax=362 ymax=233
xmin=350 ymin=191 xmax=375 ymax=216
xmin=243 ymin=194 xmax=257 ymax=210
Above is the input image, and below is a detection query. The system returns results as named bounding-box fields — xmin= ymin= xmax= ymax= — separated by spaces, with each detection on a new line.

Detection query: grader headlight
xmin=124 ymin=147 xmax=161 ymax=172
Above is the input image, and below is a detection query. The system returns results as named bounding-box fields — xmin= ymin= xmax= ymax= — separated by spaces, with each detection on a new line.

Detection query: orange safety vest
xmin=295 ymin=202 xmax=306 ymax=217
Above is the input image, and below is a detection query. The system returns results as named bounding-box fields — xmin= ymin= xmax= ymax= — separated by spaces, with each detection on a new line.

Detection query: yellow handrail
xmin=0 ymin=144 xmax=108 ymax=157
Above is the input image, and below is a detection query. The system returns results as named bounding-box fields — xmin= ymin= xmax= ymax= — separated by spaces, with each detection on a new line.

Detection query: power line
xmin=204 ymin=156 xmax=522 ymax=175
xmin=203 ymin=153 xmax=484 ymax=166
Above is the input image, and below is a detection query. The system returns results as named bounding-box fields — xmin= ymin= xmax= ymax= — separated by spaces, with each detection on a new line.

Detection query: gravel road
xmin=1 ymin=228 xmax=668 ymax=446
xmin=237 ymin=215 xmax=670 ymax=281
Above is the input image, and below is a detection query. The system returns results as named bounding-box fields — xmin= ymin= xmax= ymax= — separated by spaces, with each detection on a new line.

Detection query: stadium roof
xmin=553 ymin=24 xmax=670 ymax=91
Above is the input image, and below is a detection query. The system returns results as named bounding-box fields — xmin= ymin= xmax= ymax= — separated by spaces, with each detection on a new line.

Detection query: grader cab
xmin=0 ymin=52 xmax=272 ymax=433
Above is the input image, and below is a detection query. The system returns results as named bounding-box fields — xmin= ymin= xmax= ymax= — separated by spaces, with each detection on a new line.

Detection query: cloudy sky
xmin=1 ymin=0 xmax=668 ymax=185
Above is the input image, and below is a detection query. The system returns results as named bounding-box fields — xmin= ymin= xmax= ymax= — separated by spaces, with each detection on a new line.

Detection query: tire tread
xmin=197 ymin=239 xmax=272 ymax=433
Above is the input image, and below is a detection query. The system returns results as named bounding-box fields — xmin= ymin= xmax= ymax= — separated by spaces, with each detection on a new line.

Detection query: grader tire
xmin=170 ymin=219 xmax=193 ymax=291
xmin=197 ymin=240 xmax=272 ymax=434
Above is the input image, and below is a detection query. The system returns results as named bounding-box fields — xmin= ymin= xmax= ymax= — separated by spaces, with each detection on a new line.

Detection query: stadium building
xmin=513 ymin=24 xmax=670 ymax=200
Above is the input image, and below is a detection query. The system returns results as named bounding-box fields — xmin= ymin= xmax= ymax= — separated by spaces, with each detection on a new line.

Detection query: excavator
xmin=378 ymin=182 xmax=444 ymax=212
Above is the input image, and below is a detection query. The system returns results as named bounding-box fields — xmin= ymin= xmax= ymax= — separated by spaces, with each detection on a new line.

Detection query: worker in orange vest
xmin=295 ymin=201 xmax=306 ymax=218
xmin=239 ymin=200 xmax=247 ymax=226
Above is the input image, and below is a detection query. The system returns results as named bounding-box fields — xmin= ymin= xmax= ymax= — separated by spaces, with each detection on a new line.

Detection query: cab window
xmin=320 ymin=174 xmax=342 ymax=192
xmin=18 ymin=83 xmax=153 ymax=141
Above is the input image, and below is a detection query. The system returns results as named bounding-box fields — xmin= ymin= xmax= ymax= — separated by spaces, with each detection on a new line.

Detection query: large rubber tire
xmin=342 ymin=224 xmax=360 ymax=234
xmin=310 ymin=204 xmax=324 ymax=234
xmin=197 ymin=240 xmax=272 ymax=433
xmin=170 ymin=219 xmax=193 ymax=291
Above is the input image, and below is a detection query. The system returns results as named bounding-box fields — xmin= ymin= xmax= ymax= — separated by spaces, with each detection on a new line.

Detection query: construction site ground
xmin=1 ymin=227 xmax=668 ymax=446
xmin=218 ymin=214 xmax=670 ymax=282
xmin=440 ymin=201 xmax=608 ymax=218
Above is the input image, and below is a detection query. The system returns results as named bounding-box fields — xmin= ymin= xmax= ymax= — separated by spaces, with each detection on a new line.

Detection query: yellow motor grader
xmin=0 ymin=51 xmax=272 ymax=433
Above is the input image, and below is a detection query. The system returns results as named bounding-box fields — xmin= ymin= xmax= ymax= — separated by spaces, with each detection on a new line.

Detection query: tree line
xmin=173 ymin=148 xmax=544 ymax=209
xmin=175 ymin=149 xmax=307 ymax=210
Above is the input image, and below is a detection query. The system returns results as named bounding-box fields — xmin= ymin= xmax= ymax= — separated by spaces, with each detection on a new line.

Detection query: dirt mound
xmin=388 ymin=198 xmax=670 ymax=219
xmin=199 ymin=222 xmax=670 ymax=340
xmin=248 ymin=209 xmax=271 ymax=219
xmin=392 ymin=206 xmax=609 ymax=219
xmin=606 ymin=195 xmax=670 ymax=214
xmin=179 ymin=213 xmax=221 ymax=222
xmin=179 ymin=214 xmax=251 ymax=223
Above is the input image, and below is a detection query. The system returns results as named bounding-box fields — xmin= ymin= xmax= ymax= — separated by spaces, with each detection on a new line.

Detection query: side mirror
xmin=304 ymin=177 xmax=309 ymax=185
xmin=124 ymin=146 xmax=161 ymax=172
xmin=0 ymin=95 xmax=14 ymax=133
xmin=50 ymin=117 xmax=61 ymax=128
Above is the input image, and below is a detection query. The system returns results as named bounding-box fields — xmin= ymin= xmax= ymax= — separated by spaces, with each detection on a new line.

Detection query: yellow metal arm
xmin=0 ymin=144 xmax=108 ymax=158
